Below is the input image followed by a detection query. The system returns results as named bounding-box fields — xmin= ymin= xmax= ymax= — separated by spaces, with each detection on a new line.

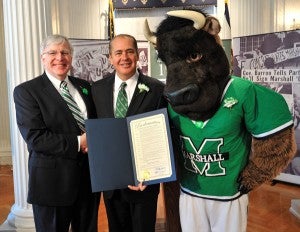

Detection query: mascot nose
xmin=164 ymin=84 xmax=199 ymax=106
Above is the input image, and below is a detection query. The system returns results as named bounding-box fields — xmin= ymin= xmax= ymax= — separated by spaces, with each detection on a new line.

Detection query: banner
xmin=113 ymin=0 xmax=217 ymax=9
xmin=108 ymin=0 xmax=115 ymax=39
xmin=223 ymin=0 xmax=231 ymax=40
xmin=224 ymin=0 xmax=231 ymax=28
xmin=232 ymin=30 xmax=300 ymax=184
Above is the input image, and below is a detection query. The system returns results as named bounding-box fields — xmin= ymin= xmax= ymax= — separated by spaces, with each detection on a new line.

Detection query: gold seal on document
xmin=143 ymin=170 xmax=151 ymax=180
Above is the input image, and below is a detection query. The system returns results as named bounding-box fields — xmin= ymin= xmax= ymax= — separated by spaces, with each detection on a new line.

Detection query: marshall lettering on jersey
xmin=182 ymin=150 xmax=229 ymax=163
xmin=168 ymin=76 xmax=293 ymax=201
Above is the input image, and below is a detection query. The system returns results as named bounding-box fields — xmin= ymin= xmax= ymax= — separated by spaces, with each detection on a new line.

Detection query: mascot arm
xmin=239 ymin=127 xmax=297 ymax=194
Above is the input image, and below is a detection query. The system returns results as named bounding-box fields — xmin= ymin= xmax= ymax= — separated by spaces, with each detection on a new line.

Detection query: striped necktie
xmin=60 ymin=81 xmax=86 ymax=132
xmin=115 ymin=82 xmax=128 ymax=118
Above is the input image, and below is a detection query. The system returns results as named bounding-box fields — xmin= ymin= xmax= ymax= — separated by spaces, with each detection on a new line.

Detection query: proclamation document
xmin=129 ymin=113 xmax=173 ymax=182
xmin=86 ymin=108 xmax=176 ymax=192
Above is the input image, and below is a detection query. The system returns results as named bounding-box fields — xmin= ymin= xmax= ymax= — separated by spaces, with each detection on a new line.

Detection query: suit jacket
xmin=91 ymin=72 xmax=167 ymax=202
xmin=14 ymin=72 xmax=96 ymax=206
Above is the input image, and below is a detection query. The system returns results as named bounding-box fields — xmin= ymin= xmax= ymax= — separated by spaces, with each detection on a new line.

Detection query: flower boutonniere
xmin=223 ymin=97 xmax=238 ymax=109
xmin=138 ymin=83 xmax=150 ymax=93
xmin=81 ymin=87 xmax=89 ymax=95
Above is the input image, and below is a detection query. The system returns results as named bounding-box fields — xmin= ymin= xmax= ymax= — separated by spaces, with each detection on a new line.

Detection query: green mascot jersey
xmin=168 ymin=76 xmax=293 ymax=200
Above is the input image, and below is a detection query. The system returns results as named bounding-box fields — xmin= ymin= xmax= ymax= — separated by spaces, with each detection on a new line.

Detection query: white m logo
xmin=180 ymin=136 xmax=227 ymax=176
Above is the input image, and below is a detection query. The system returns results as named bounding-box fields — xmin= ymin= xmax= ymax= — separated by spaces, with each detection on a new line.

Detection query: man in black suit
xmin=13 ymin=34 xmax=100 ymax=232
xmin=92 ymin=34 xmax=166 ymax=232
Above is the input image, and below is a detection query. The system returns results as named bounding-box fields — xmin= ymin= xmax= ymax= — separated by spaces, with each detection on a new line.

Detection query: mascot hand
xmin=237 ymin=160 xmax=270 ymax=193
xmin=239 ymin=127 xmax=296 ymax=192
xmin=237 ymin=175 xmax=251 ymax=194
xmin=238 ymin=185 xmax=251 ymax=195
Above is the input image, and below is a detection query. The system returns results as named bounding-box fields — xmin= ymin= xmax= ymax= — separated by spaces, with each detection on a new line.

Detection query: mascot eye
xmin=186 ymin=53 xmax=203 ymax=63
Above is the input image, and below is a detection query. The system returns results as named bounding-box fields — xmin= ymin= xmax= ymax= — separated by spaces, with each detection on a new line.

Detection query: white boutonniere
xmin=138 ymin=83 xmax=150 ymax=93
xmin=224 ymin=97 xmax=238 ymax=109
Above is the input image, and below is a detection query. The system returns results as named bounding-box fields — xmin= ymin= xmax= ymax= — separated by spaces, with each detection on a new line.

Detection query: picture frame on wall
xmin=69 ymin=39 xmax=113 ymax=83
xmin=69 ymin=38 xmax=150 ymax=83
xmin=232 ymin=29 xmax=300 ymax=185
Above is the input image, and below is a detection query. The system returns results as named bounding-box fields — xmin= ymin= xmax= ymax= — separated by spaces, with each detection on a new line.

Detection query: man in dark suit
xmin=13 ymin=34 xmax=100 ymax=232
xmin=92 ymin=34 xmax=166 ymax=232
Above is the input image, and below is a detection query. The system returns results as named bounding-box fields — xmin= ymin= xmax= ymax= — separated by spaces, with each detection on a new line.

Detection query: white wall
xmin=50 ymin=0 xmax=104 ymax=39
xmin=225 ymin=0 xmax=300 ymax=39
xmin=112 ymin=0 xmax=300 ymax=40
xmin=113 ymin=6 xmax=215 ymax=40
xmin=25 ymin=0 xmax=300 ymax=42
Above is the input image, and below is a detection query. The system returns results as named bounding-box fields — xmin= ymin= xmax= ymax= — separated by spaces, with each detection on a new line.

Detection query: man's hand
xmin=128 ymin=182 xmax=147 ymax=191
xmin=80 ymin=133 xmax=88 ymax=153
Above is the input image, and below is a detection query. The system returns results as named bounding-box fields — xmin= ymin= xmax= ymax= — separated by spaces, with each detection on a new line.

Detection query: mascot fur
xmin=144 ymin=9 xmax=297 ymax=232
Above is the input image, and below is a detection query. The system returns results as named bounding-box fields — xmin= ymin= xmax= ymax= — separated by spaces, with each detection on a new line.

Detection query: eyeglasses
xmin=42 ymin=50 xmax=71 ymax=57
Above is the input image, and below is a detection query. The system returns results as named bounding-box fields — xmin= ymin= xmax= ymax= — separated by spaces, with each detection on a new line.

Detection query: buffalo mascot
xmin=144 ymin=9 xmax=296 ymax=232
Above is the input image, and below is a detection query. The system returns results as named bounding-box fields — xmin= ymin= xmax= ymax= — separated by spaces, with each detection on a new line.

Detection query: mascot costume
xmin=144 ymin=9 xmax=297 ymax=232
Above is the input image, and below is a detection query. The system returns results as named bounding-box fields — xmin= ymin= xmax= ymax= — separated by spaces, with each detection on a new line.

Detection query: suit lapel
xmin=41 ymin=74 xmax=81 ymax=130
xmin=92 ymin=75 xmax=115 ymax=117
xmin=107 ymin=78 xmax=115 ymax=116
xmin=41 ymin=74 xmax=72 ymax=116
xmin=102 ymin=77 xmax=115 ymax=116
xmin=69 ymin=76 xmax=92 ymax=115
xmin=127 ymin=74 xmax=148 ymax=115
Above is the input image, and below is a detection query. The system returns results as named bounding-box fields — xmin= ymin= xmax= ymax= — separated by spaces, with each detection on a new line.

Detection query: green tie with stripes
xmin=60 ymin=81 xmax=86 ymax=132
xmin=115 ymin=82 xmax=128 ymax=118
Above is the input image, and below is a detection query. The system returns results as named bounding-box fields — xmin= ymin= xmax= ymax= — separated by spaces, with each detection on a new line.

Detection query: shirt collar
xmin=46 ymin=71 xmax=70 ymax=90
xmin=114 ymin=71 xmax=139 ymax=91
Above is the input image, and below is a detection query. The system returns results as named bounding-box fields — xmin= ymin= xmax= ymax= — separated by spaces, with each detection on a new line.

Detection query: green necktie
xmin=60 ymin=81 xmax=86 ymax=132
xmin=115 ymin=82 xmax=128 ymax=118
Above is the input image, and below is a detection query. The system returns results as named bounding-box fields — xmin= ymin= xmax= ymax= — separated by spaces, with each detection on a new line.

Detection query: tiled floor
xmin=1 ymin=165 xmax=300 ymax=231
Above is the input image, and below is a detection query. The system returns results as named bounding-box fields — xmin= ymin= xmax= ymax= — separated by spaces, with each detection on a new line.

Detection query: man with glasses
xmin=13 ymin=34 xmax=100 ymax=232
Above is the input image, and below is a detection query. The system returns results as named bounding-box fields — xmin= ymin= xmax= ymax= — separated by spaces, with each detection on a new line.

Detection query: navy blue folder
xmin=86 ymin=108 xmax=176 ymax=192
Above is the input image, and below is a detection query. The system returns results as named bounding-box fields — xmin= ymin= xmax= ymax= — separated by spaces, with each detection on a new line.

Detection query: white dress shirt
xmin=46 ymin=71 xmax=87 ymax=151
xmin=46 ymin=72 xmax=88 ymax=119
xmin=113 ymin=71 xmax=139 ymax=112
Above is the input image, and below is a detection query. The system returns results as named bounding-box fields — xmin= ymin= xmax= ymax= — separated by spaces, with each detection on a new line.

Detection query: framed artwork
xmin=149 ymin=43 xmax=167 ymax=80
xmin=69 ymin=38 xmax=150 ymax=83
xmin=232 ymin=30 xmax=300 ymax=184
